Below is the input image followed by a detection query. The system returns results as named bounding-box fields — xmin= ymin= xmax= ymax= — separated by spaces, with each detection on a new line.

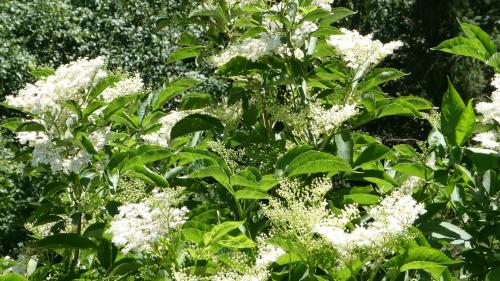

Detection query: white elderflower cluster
xmin=314 ymin=179 xmax=426 ymax=264
xmin=100 ymin=73 xmax=144 ymax=102
xmin=6 ymin=57 xmax=106 ymax=115
xmin=255 ymin=236 xmax=285 ymax=267
xmin=107 ymin=188 xmax=188 ymax=254
xmin=291 ymin=21 xmax=319 ymax=47
xmin=205 ymin=101 xmax=243 ymax=132
xmin=472 ymin=131 xmax=500 ymax=152
xmin=327 ymin=28 xmax=403 ymax=69
xmin=210 ymin=34 xmax=282 ymax=66
xmin=311 ymin=0 xmax=335 ymax=11
xmin=210 ymin=2 xmax=318 ymax=66
xmin=207 ymin=141 xmax=245 ymax=172
xmin=142 ymin=111 xmax=189 ymax=147
xmin=172 ymin=240 xmax=280 ymax=281
xmin=309 ymin=103 xmax=358 ymax=136
xmin=262 ymin=177 xmax=333 ymax=239
xmin=226 ymin=0 xmax=261 ymax=7
xmin=471 ymin=74 xmax=500 ymax=153
xmin=475 ymin=74 xmax=500 ymax=124
xmin=212 ymin=270 xmax=269 ymax=281
xmin=16 ymin=127 xmax=111 ymax=174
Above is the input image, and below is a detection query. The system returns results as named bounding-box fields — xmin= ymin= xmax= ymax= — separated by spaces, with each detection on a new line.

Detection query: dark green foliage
xmin=0 ymin=133 xmax=41 ymax=256
xmin=339 ymin=0 xmax=498 ymax=102
xmin=0 ymin=0 xmax=189 ymax=99
xmin=336 ymin=0 xmax=498 ymax=144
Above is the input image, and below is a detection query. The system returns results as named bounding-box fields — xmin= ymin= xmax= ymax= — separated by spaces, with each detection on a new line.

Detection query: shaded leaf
xmin=285 ymin=150 xmax=352 ymax=177
xmin=441 ymin=80 xmax=475 ymax=146
xmin=153 ymin=78 xmax=199 ymax=110
xmin=218 ymin=234 xmax=256 ymax=249
xmin=234 ymin=189 xmax=269 ymax=200
xmin=203 ymin=221 xmax=244 ymax=245
xmin=170 ymin=113 xmax=223 ymax=139
xmin=354 ymin=143 xmax=391 ymax=167
xmin=37 ymin=233 xmax=97 ymax=249
xmin=167 ymin=46 xmax=203 ymax=63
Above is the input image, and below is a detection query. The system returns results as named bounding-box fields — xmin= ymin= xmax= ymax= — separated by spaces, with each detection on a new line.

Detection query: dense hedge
xmin=0 ymin=0 xmax=190 ymax=99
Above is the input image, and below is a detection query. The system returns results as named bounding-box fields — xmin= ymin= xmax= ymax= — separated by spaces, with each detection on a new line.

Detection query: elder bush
xmin=0 ymin=1 xmax=499 ymax=280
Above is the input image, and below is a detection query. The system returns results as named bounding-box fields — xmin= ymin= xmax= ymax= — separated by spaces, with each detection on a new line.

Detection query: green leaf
xmin=376 ymin=103 xmax=414 ymax=118
xmin=486 ymin=267 xmax=500 ymax=281
xmin=400 ymin=261 xmax=445 ymax=279
xmin=63 ymin=100 xmax=82 ymax=118
xmin=234 ymin=189 xmax=269 ymax=200
xmin=37 ymin=233 xmax=97 ymax=249
xmin=176 ymin=148 xmax=230 ymax=171
xmin=83 ymin=222 xmax=106 ymax=239
xmin=83 ymin=101 xmax=106 ymax=117
xmin=285 ymin=150 xmax=352 ymax=177
xmin=89 ymin=74 xmax=122 ymax=101
xmin=216 ymin=56 xmax=266 ymax=76
xmin=0 ymin=273 xmax=29 ymax=281
xmin=203 ymin=221 xmax=244 ymax=245
xmin=455 ymin=99 xmax=476 ymax=146
xmin=0 ymin=118 xmax=22 ymax=131
xmin=334 ymin=131 xmax=353 ymax=164
xmin=360 ymin=68 xmax=407 ymax=91
xmin=276 ymin=253 xmax=301 ymax=265
xmin=354 ymin=143 xmax=391 ymax=167
xmin=420 ymin=221 xmax=472 ymax=243
xmin=275 ymin=145 xmax=313 ymax=176
xmin=218 ymin=234 xmax=256 ymax=248
xmin=122 ymin=149 xmax=171 ymax=171
xmin=80 ymin=135 xmax=98 ymax=154
xmin=189 ymin=165 xmax=231 ymax=190
xmin=128 ymin=165 xmax=168 ymax=186
xmin=167 ymin=46 xmax=204 ymax=63
xmin=15 ymin=121 xmax=45 ymax=132
xmin=487 ymin=52 xmax=500 ymax=72
xmin=460 ymin=22 xmax=496 ymax=57
xmin=182 ymin=228 xmax=204 ymax=244
xmin=230 ymin=174 xmax=278 ymax=191
xmin=405 ymin=247 xmax=458 ymax=265
xmin=393 ymin=163 xmax=430 ymax=179
xmin=153 ymin=78 xmax=199 ymax=110
xmin=30 ymin=66 xmax=54 ymax=80
xmin=440 ymin=80 xmax=476 ymax=146
xmin=344 ymin=193 xmax=380 ymax=205
xmin=311 ymin=27 xmax=342 ymax=37
xmin=398 ymin=96 xmax=434 ymax=110
xmin=97 ymin=239 xmax=118 ymax=271
xmin=109 ymin=260 xmax=141 ymax=277
xmin=465 ymin=148 xmax=500 ymax=171
xmin=180 ymin=92 xmax=213 ymax=110
xmin=319 ymin=8 xmax=355 ymax=26
xmin=103 ymin=95 xmax=132 ymax=119
xmin=435 ymin=37 xmax=488 ymax=61
xmin=302 ymin=9 xmax=330 ymax=22
xmin=170 ymin=113 xmax=223 ymax=139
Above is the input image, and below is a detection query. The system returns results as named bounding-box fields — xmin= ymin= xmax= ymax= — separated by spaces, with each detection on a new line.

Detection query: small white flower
xmin=327 ymin=28 xmax=403 ymax=69
xmin=472 ymin=131 xmax=500 ymax=151
xmin=107 ymin=188 xmax=188 ymax=253
xmin=100 ymin=73 xmax=143 ymax=102
xmin=309 ymin=103 xmax=358 ymax=137
xmin=293 ymin=49 xmax=305 ymax=60
xmin=142 ymin=111 xmax=189 ymax=147
xmin=6 ymin=57 xmax=106 ymax=115
xmin=311 ymin=0 xmax=335 ymax=11
xmin=314 ymin=184 xmax=426 ymax=263
xmin=475 ymin=74 xmax=500 ymax=124
xmin=255 ymin=238 xmax=285 ymax=267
